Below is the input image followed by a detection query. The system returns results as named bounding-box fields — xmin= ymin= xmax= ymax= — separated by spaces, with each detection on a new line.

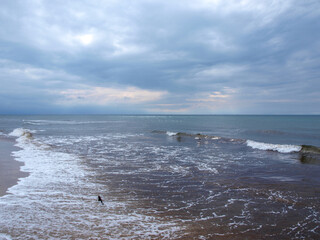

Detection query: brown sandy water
xmin=0 ymin=115 xmax=320 ymax=239
xmin=69 ymin=133 xmax=320 ymax=239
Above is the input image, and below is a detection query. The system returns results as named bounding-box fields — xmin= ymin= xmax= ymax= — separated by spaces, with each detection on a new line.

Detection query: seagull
xmin=98 ymin=195 xmax=104 ymax=205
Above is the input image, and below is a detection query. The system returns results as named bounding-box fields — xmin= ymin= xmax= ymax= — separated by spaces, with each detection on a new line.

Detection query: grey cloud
xmin=0 ymin=0 xmax=319 ymax=113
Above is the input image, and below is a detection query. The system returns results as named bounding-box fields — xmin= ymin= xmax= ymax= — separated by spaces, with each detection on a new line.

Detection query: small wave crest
xmin=159 ymin=130 xmax=222 ymax=140
xmin=23 ymin=120 xmax=83 ymax=125
xmin=8 ymin=128 xmax=34 ymax=139
xmin=23 ymin=119 xmax=124 ymax=125
xmin=166 ymin=131 xmax=178 ymax=136
xmin=246 ymin=140 xmax=302 ymax=153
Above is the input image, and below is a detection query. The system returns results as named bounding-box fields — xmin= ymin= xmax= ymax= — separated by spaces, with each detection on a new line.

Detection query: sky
xmin=0 ymin=0 xmax=319 ymax=114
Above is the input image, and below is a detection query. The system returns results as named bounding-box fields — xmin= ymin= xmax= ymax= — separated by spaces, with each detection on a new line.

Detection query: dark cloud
xmin=0 ymin=0 xmax=319 ymax=114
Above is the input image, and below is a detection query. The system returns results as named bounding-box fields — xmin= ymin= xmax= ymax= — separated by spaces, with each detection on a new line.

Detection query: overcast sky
xmin=0 ymin=0 xmax=319 ymax=114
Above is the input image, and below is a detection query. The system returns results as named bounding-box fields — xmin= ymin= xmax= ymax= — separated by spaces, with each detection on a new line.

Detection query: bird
xmin=98 ymin=195 xmax=104 ymax=205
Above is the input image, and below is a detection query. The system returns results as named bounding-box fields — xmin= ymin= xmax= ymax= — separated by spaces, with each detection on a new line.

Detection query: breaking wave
xmin=166 ymin=131 xmax=178 ymax=136
xmin=23 ymin=119 xmax=124 ymax=125
xmin=154 ymin=130 xmax=320 ymax=155
xmin=246 ymin=140 xmax=302 ymax=153
xmin=8 ymin=128 xmax=34 ymax=139
xmin=1 ymin=128 xmax=183 ymax=239
xmin=156 ymin=130 xmax=223 ymax=140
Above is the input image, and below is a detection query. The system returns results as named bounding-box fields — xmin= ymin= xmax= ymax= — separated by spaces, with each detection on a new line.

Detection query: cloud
xmin=57 ymin=85 xmax=167 ymax=105
xmin=190 ymin=0 xmax=292 ymax=27
xmin=0 ymin=59 xmax=82 ymax=91
xmin=196 ymin=65 xmax=248 ymax=78
xmin=0 ymin=0 xmax=319 ymax=114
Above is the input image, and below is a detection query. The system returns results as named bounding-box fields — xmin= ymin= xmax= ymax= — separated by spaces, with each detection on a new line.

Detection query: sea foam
xmin=166 ymin=131 xmax=178 ymax=136
xmin=8 ymin=128 xmax=34 ymax=140
xmin=246 ymin=140 xmax=302 ymax=153
xmin=23 ymin=119 xmax=123 ymax=125
xmin=9 ymin=128 xmax=31 ymax=137
xmin=1 ymin=128 xmax=181 ymax=239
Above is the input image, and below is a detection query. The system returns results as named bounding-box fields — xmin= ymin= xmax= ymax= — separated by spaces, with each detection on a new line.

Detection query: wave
xmin=247 ymin=140 xmax=320 ymax=155
xmin=301 ymin=145 xmax=320 ymax=154
xmin=246 ymin=140 xmax=302 ymax=153
xmin=153 ymin=130 xmax=320 ymax=155
xmin=153 ymin=130 xmax=223 ymax=140
xmin=9 ymin=128 xmax=34 ymax=139
xmin=166 ymin=131 xmax=178 ymax=136
xmin=2 ymin=128 xmax=181 ymax=238
xmin=23 ymin=120 xmax=124 ymax=125
xmin=23 ymin=120 xmax=78 ymax=125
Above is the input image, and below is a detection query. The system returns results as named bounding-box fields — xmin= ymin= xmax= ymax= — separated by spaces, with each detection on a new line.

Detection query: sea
xmin=0 ymin=115 xmax=319 ymax=239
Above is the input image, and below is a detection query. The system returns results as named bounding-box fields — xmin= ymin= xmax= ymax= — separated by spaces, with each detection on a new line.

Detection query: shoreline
xmin=0 ymin=136 xmax=28 ymax=197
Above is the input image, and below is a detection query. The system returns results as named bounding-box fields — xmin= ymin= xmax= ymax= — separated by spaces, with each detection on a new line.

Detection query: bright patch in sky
xmin=77 ymin=34 xmax=93 ymax=46
xmin=57 ymin=86 xmax=167 ymax=105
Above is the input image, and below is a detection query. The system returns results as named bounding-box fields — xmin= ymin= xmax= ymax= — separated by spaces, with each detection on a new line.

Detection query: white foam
xmin=211 ymin=136 xmax=220 ymax=140
xmin=8 ymin=128 xmax=34 ymax=137
xmin=169 ymin=165 xmax=189 ymax=176
xmin=0 ymin=131 xmax=182 ymax=239
xmin=197 ymin=163 xmax=219 ymax=174
xmin=0 ymin=233 xmax=12 ymax=240
xmin=166 ymin=131 xmax=178 ymax=136
xmin=246 ymin=140 xmax=302 ymax=153
xmin=23 ymin=119 xmax=124 ymax=125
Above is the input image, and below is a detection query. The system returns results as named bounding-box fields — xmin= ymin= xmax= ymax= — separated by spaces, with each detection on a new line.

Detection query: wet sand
xmin=0 ymin=137 xmax=28 ymax=197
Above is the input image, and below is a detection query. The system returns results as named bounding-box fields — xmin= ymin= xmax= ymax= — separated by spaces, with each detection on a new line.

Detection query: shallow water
xmin=0 ymin=115 xmax=319 ymax=239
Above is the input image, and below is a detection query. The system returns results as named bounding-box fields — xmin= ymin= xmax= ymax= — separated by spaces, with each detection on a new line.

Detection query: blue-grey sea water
xmin=0 ymin=115 xmax=319 ymax=239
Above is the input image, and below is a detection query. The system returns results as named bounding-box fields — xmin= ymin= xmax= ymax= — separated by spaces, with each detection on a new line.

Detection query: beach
xmin=0 ymin=137 xmax=28 ymax=197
